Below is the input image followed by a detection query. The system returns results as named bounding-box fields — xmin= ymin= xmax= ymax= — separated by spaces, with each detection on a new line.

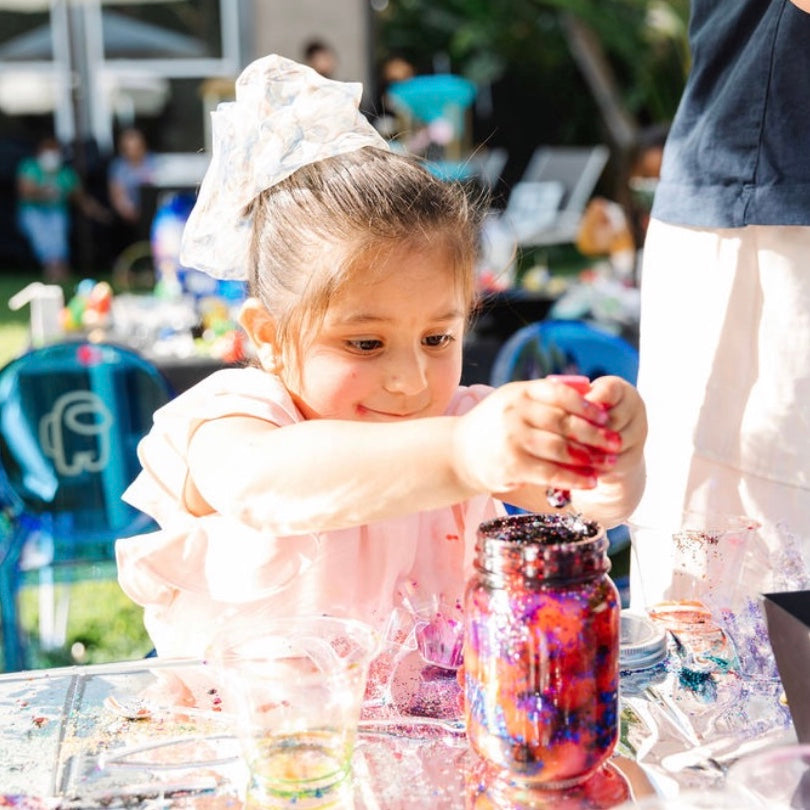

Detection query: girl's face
xmin=287 ymin=245 xmax=468 ymax=422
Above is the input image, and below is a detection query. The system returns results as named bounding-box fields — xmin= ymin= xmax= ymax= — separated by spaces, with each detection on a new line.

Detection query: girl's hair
xmin=246 ymin=147 xmax=486 ymax=366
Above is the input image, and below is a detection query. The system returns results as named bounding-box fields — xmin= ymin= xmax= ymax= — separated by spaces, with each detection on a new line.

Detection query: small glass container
xmin=464 ymin=513 xmax=620 ymax=788
xmin=618 ymin=610 xmax=670 ymax=698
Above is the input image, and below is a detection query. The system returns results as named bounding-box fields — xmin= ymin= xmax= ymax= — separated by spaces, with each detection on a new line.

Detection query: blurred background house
xmin=0 ymin=0 xmax=374 ymax=270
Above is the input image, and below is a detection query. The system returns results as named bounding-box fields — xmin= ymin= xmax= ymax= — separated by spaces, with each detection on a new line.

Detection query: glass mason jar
xmin=463 ymin=513 xmax=621 ymax=788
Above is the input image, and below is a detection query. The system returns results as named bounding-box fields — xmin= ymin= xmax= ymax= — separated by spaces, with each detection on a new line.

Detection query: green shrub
xmin=16 ymin=579 xmax=153 ymax=670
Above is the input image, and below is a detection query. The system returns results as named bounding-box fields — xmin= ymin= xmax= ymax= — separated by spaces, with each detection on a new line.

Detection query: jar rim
xmin=477 ymin=513 xmax=603 ymax=549
xmin=475 ymin=513 xmax=609 ymax=580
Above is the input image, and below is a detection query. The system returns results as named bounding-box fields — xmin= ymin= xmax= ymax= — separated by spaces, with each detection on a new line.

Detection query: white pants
xmin=630 ymin=219 xmax=810 ymax=608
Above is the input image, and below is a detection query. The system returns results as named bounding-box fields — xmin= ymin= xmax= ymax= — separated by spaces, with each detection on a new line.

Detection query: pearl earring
xmin=258 ymin=344 xmax=282 ymax=373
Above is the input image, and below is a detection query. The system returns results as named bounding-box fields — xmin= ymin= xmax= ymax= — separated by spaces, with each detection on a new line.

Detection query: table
xmin=151 ymin=354 xmax=231 ymax=395
xmin=0 ymin=631 xmax=796 ymax=808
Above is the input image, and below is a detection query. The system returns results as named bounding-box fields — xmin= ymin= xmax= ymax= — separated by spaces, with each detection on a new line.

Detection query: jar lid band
xmin=620 ymin=610 xmax=668 ymax=670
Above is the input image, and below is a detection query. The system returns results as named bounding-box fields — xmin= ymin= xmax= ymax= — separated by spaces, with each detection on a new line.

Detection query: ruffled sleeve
xmin=122 ymin=367 xmax=299 ymax=525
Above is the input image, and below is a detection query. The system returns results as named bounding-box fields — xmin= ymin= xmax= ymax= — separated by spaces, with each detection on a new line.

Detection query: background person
xmin=107 ymin=127 xmax=157 ymax=253
xmin=115 ymin=54 xmax=647 ymax=665
xmin=302 ymin=37 xmax=338 ymax=79
xmin=626 ymin=122 xmax=669 ymax=260
xmin=16 ymin=136 xmax=109 ymax=282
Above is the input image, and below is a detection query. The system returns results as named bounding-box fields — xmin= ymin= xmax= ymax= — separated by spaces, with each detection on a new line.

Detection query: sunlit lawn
xmin=0 ymin=320 xmax=27 ymax=367
xmin=1 ymin=270 xmax=153 ymax=672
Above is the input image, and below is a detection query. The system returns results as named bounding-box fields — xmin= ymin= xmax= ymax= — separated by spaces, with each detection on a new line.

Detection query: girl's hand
xmin=584 ymin=375 xmax=647 ymax=484
xmin=452 ymin=377 xmax=621 ymax=496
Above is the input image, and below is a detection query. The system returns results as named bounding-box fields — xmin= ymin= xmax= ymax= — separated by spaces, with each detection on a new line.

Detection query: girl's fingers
xmin=509 ymin=440 xmax=599 ymax=490
xmin=522 ymin=379 xmax=609 ymax=425
xmin=521 ymin=401 xmax=624 ymax=455
xmin=565 ymin=442 xmax=619 ymax=472
xmin=460 ymin=377 xmax=641 ymax=494
xmin=530 ymin=375 xmax=645 ymax=456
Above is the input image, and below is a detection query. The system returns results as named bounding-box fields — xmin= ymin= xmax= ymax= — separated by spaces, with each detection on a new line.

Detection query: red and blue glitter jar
xmin=463 ymin=513 xmax=620 ymax=788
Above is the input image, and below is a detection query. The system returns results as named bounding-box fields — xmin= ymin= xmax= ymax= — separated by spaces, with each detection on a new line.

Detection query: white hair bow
xmin=180 ymin=53 xmax=388 ymax=280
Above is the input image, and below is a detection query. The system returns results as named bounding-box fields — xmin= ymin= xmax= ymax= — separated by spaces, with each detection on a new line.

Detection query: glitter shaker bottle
xmin=463 ymin=513 xmax=620 ymax=788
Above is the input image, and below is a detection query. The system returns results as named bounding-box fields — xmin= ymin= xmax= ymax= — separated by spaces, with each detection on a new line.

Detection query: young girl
xmin=116 ymin=54 xmax=647 ymax=662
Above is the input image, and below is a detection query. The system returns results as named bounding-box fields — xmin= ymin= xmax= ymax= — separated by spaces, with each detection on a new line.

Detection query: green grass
xmin=0 ymin=321 xmax=28 ymax=368
xmin=17 ymin=577 xmax=153 ymax=670
xmin=1 ymin=269 xmax=153 ymax=672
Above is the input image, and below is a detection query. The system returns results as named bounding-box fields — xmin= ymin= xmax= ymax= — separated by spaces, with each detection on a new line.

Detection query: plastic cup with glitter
xmin=362 ymin=605 xmax=418 ymax=709
xmin=211 ymin=615 xmax=378 ymax=805
xmin=404 ymin=593 xmax=464 ymax=671
xmin=629 ymin=512 xmax=758 ymax=612
xmin=630 ymin=513 xmax=759 ymax=671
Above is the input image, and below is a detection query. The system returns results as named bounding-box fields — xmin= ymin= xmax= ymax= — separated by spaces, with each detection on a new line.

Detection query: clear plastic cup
xmin=210 ymin=615 xmax=378 ymax=805
xmin=726 ymin=743 xmax=810 ymax=809
xmin=628 ymin=512 xmax=760 ymax=678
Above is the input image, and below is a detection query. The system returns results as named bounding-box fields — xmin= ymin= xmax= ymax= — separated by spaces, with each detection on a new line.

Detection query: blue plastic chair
xmin=489 ymin=319 xmax=639 ymax=388
xmin=489 ymin=319 xmax=639 ymax=597
xmin=0 ymin=341 xmax=174 ymax=671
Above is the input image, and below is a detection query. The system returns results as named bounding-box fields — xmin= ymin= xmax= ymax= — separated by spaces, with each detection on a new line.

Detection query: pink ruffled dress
xmin=116 ymin=367 xmax=504 ymax=659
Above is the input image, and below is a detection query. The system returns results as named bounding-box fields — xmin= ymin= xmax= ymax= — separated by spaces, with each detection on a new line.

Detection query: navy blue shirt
xmin=653 ymin=0 xmax=810 ymax=227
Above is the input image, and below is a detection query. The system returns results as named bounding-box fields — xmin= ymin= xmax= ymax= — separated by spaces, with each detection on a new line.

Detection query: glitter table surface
xmin=0 ymin=640 xmax=797 ymax=808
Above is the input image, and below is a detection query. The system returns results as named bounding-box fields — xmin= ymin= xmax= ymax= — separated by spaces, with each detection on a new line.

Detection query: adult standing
xmin=16 ymin=136 xmax=109 ymax=282
xmin=630 ymin=0 xmax=810 ymax=605
xmin=107 ymin=127 xmax=157 ymax=252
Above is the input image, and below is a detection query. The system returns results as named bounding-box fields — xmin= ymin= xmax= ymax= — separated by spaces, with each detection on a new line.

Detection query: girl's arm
xmin=186 ymin=377 xmax=640 ymax=534
xmin=17 ymin=171 xmax=55 ymax=202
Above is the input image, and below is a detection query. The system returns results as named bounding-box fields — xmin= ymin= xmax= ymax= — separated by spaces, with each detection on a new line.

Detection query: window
xmin=101 ymin=1 xmax=223 ymax=61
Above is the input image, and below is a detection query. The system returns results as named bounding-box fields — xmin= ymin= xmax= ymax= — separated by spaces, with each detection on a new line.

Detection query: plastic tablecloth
xmin=0 ymin=636 xmax=796 ymax=808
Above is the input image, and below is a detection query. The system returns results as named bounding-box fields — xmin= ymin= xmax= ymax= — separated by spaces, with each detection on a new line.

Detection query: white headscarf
xmin=180 ymin=53 xmax=389 ymax=280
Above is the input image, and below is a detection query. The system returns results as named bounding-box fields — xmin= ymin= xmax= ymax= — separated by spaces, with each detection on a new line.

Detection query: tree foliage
xmin=374 ymin=0 xmax=689 ymax=163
